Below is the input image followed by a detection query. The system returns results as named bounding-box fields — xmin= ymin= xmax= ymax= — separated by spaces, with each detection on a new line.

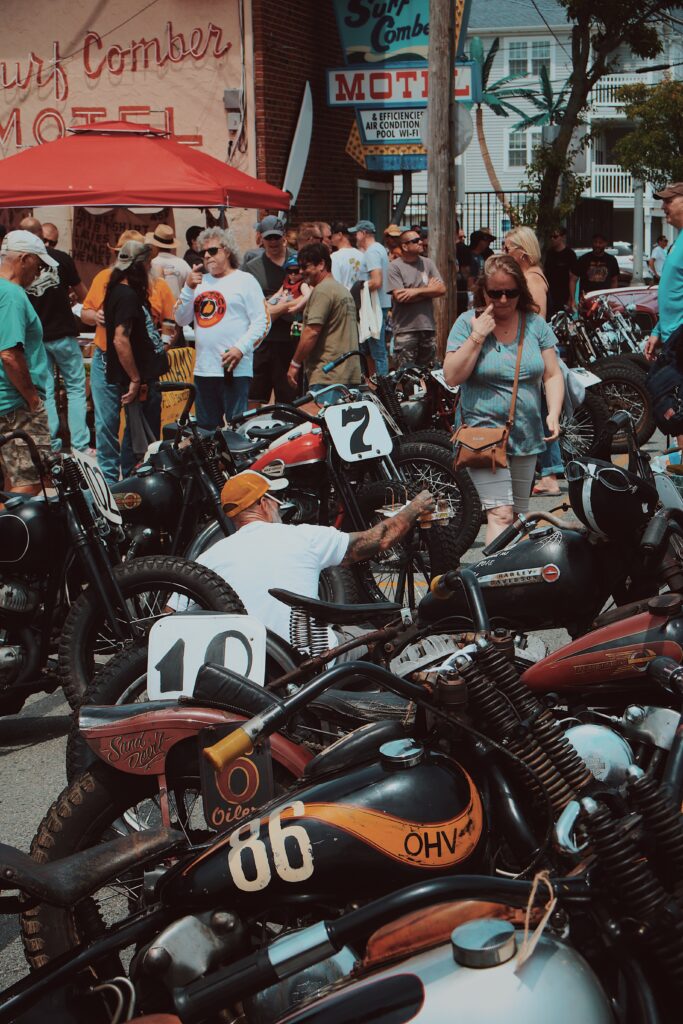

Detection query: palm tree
xmin=511 ymin=66 xmax=570 ymax=131
xmin=468 ymin=37 xmax=537 ymax=204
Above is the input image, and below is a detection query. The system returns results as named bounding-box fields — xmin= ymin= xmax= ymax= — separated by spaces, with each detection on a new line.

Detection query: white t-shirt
xmin=172 ymin=522 xmax=350 ymax=649
xmin=364 ymin=241 xmax=390 ymax=309
xmin=151 ymin=252 xmax=192 ymax=298
xmin=650 ymin=244 xmax=668 ymax=278
xmin=175 ymin=270 xmax=269 ymax=378
xmin=331 ymin=247 xmax=367 ymax=290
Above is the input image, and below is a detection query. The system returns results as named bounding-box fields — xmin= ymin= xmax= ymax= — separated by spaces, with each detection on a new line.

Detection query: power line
xmin=530 ymin=0 xmax=572 ymax=59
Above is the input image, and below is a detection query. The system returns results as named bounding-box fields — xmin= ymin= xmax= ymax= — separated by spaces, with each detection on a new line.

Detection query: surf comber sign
xmin=330 ymin=0 xmax=474 ymax=172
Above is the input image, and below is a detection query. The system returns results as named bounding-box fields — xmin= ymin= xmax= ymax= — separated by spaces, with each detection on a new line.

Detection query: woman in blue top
xmin=444 ymin=255 xmax=564 ymax=545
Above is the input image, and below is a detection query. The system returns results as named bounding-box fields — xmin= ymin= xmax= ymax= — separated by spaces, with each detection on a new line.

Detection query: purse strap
xmin=505 ymin=313 xmax=526 ymax=429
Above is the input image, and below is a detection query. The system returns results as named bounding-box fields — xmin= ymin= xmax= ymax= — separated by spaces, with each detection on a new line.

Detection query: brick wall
xmin=251 ymin=0 xmax=391 ymax=225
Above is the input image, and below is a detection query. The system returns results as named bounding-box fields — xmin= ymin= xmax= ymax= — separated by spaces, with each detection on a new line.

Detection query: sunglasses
xmin=44 ymin=238 xmax=57 ymax=247
xmin=202 ymin=246 xmax=221 ymax=257
xmin=404 ymin=236 xmax=422 ymax=244
xmin=486 ymin=288 xmax=520 ymax=299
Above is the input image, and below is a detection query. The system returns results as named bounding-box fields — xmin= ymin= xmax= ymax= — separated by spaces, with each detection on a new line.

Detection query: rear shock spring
xmin=457 ymin=657 xmax=576 ymax=813
xmin=628 ymin=771 xmax=683 ymax=891
xmin=476 ymin=639 xmax=594 ymax=795
xmin=374 ymin=376 xmax=407 ymax=431
xmin=582 ymin=797 xmax=683 ymax=993
xmin=198 ymin=437 xmax=227 ymax=492
xmin=63 ymin=457 xmax=97 ymax=526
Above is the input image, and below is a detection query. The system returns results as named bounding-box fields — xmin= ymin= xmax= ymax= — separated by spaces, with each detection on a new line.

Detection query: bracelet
xmin=290 ymin=360 xmax=302 ymax=369
xmin=469 ymin=333 xmax=485 ymax=346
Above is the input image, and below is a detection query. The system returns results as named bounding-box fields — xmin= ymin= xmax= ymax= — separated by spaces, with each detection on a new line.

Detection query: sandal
xmin=532 ymin=484 xmax=561 ymax=496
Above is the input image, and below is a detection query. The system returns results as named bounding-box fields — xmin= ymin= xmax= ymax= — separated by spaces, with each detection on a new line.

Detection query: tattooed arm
xmin=341 ymin=490 xmax=435 ymax=565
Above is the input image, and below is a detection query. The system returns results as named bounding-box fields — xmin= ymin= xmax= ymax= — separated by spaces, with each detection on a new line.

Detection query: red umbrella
xmin=0 ymin=121 xmax=289 ymax=210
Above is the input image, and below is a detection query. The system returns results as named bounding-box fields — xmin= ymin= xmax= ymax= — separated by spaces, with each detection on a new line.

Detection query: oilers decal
xmin=195 ymin=291 xmax=227 ymax=327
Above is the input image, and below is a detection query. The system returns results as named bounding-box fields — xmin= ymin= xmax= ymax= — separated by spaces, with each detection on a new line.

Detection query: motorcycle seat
xmin=269 ymin=588 xmax=402 ymax=625
xmin=308 ymin=688 xmax=413 ymax=729
xmin=304 ymin=719 xmax=408 ymax=778
xmin=191 ymin=664 xmax=284 ymax=716
xmin=220 ymin=427 xmax=269 ymax=455
xmin=0 ymin=828 xmax=185 ymax=909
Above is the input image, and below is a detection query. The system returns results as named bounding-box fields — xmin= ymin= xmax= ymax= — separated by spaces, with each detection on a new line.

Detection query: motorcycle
xmin=0 ymin=431 xmax=244 ymax=712
xmin=5 ymin=618 xmax=683 ymax=1022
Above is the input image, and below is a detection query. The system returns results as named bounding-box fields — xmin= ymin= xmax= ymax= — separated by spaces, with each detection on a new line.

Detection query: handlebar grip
xmin=292 ymin=392 xmax=314 ymax=407
xmin=482 ymin=520 xmax=523 ymax=556
xmin=203 ymin=727 xmax=253 ymax=771
xmin=157 ymin=381 xmax=196 ymax=395
xmin=429 ymin=571 xmax=460 ymax=599
xmin=647 ymin=656 xmax=683 ymax=697
xmin=641 ymin=515 xmax=669 ymax=554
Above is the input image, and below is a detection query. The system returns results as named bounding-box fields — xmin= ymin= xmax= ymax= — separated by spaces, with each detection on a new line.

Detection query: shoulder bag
xmin=451 ymin=314 xmax=526 ymax=474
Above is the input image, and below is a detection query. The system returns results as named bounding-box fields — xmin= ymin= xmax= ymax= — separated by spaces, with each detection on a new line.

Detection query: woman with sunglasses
xmin=444 ymin=255 xmax=564 ymax=544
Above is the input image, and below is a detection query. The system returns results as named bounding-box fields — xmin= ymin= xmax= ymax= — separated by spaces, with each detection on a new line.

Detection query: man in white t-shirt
xmin=330 ymin=222 xmax=367 ymax=291
xmin=350 ymin=219 xmax=390 ymax=375
xmin=648 ymin=235 xmax=669 ymax=281
xmin=146 ymin=224 xmax=192 ymax=299
xmin=175 ymin=228 xmax=269 ymax=427
xmin=173 ymin=470 xmax=434 ymax=654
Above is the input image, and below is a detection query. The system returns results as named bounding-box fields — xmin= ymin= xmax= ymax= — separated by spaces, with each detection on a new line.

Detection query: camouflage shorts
xmin=0 ymin=402 xmax=51 ymax=488
xmin=393 ymin=330 xmax=437 ymax=369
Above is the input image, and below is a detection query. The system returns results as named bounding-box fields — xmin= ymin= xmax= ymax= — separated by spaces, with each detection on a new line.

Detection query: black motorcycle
xmin=0 ymin=430 xmax=247 ymax=712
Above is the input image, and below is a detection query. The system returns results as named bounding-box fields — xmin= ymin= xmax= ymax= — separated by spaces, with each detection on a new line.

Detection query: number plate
xmin=324 ymin=400 xmax=393 ymax=461
xmin=568 ymin=366 xmax=602 ymax=388
xmin=71 ymin=449 xmax=123 ymax=525
xmin=199 ymin=726 xmax=273 ymax=832
xmin=430 ymin=368 xmax=460 ymax=395
xmin=147 ymin=614 xmax=266 ymax=700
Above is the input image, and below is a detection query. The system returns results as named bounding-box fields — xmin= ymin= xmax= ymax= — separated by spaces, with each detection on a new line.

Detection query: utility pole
xmin=428 ymin=0 xmax=458 ymax=359
xmin=632 ymin=179 xmax=644 ymax=285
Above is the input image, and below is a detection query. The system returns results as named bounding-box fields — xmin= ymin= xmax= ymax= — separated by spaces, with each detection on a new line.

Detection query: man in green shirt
xmin=0 ymin=230 xmax=54 ymax=493
xmin=286 ymin=242 xmax=360 ymax=394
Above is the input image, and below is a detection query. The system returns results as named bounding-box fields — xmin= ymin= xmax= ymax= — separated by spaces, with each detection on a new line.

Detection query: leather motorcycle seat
xmin=0 ymin=828 xmax=185 ymax=909
xmin=304 ymin=719 xmax=407 ymax=779
xmin=220 ymin=427 xmax=269 ymax=455
xmin=269 ymin=588 xmax=401 ymax=625
xmin=191 ymin=664 xmax=284 ymax=716
xmin=308 ymin=688 xmax=413 ymax=728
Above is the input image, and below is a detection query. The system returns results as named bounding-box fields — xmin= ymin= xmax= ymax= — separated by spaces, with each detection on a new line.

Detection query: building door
xmin=358 ymin=180 xmax=392 ymax=233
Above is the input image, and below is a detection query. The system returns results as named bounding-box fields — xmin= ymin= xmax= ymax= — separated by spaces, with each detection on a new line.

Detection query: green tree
xmin=613 ymin=79 xmax=683 ymax=187
xmin=532 ymin=2 xmax=678 ymax=244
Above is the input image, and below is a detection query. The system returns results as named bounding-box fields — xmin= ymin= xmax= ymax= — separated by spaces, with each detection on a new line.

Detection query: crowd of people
xmin=0 ymin=189 xmax=679 ymax=536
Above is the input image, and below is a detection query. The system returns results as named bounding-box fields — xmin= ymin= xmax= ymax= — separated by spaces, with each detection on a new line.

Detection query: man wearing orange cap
xmin=81 ymin=230 xmax=176 ymax=482
xmin=172 ymin=470 xmax=434 ymax=653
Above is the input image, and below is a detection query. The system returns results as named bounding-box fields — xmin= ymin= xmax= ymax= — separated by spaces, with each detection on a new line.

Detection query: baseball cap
xmin=1 ymin=230 xmax=58 ymax=268
xmin=284 ymin=254 xmax=300 ymax=270
xmin=260 ymin=215 xmax=285 ymax=238
xmin=349 ymin=219 xmax=376 ymax=233
xmin=109 ymin=229 xmax=145 ymax=252
xmin=220 ymin=470 xmax=289 ymax=517
xmin=654 ymin=182 xmax=683 ymax=200
xmin=115 ymin=241 xmax=152 ymax=270
xmin=478 ymin=226 xmax=496 ymax=240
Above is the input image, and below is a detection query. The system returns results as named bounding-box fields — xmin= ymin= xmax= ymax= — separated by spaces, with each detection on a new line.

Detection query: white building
xmin=398 ymin=0 xmax=682 ymax=251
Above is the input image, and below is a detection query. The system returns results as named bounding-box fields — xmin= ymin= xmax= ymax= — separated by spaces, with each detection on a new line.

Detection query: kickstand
xmin=549 ymin=501 xmax=571 ymax=514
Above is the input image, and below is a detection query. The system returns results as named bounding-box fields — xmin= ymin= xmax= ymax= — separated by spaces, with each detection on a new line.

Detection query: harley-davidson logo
xmin=570 ymin=644 xmax=679 ymax=678
xmin=541 ymin=564 xmax=560 ymax=583
xmin=114 ymin=492 xmax=142 ymax=510
xmin=105 ymin=730 xmax=168 ymax=771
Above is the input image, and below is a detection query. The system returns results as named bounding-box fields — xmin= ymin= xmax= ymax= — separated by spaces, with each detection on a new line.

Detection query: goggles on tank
xmin=565 ymin=461 xmax=639 ymax=494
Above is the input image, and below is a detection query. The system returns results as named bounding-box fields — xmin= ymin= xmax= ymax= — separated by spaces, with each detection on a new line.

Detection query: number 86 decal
xmin=228 ymin=801 xmax=314 ymax=892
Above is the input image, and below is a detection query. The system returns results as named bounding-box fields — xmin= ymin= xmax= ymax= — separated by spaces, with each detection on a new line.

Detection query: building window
xmin=509 ymin=41 xmax=527 ymax=77
xmin=530 ymin=129 xmax=542 ymax=158
xmin=531 ymin=41 xmax=551 ymax=75
xmin=508 ymin=131 xmax=528 ymax=167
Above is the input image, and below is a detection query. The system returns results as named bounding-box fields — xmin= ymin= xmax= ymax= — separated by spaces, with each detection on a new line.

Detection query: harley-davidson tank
xmin=159 ymin=741 xmax=487 ymax=912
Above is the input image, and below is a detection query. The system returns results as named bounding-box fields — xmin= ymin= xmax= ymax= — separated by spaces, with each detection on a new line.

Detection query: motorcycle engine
xmin=564 ymin=723 xmax=634 ymax=786
xmin=0 ymin=578 xmax=39 ymax=614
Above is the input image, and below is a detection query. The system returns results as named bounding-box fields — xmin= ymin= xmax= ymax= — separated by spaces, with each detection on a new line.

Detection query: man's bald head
xmin=42 ymin=222 xmax=58 ymax=246
xmin=19 ymin=216 xmax=43 ymax=238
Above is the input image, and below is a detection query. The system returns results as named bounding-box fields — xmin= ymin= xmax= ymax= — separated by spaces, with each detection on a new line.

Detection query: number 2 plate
xmin=147 ymin=614 xmax=267 ymax=700
xmin=71 ymin=449 xmax=122 ymax=525
xmin=324 ymin=401 xmax=393 ymax=462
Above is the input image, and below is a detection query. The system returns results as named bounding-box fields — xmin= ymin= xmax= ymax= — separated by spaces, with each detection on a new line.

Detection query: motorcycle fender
xmin=79 ymin=704 xmax=311 ymax=777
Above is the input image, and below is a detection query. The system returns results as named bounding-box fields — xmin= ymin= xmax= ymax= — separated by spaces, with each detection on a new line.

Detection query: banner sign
xmin=332 ymin=0 xmax=430 ymax=66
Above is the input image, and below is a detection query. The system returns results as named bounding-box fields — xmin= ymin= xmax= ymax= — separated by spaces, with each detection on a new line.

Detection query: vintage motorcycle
xmin=4 ymin=627 xmax=683 ymax=1022
xmin=0 ymin=430 xmax=244 ymax=712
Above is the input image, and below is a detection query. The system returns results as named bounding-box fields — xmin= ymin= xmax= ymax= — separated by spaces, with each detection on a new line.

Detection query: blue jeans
xmin=360 ymin=308 xmax=389 ymax=376
xmin=194 ymin=375 xmax=251 ymax=429
xmin=538 ymin=393 xmax=563 ymax=477
xmin=90 ymin=348 xmax=161 ymax=483
xmin=44 ymin=336 xmax=90 ymax=452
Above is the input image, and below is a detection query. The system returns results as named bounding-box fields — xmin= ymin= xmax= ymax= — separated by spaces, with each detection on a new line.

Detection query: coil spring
xmin=198 ymin=437 xmax=227 ymax=492
xmin=63 ymin=456 xmax=96 ymax=525
xmin=458 ymin=658 xmax=575 ymax=813
xmin=628 ymin=773 xmax=683 ymax=889
xmin=477 ymin=640 xmax=593 ymax=795
xmin=584 ymin=799 xmax=683 ymax=993
xmin=374 ymin=376 xmax=407 ymax=430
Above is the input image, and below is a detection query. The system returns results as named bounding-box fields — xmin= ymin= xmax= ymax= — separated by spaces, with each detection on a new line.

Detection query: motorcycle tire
xmin=21 ymin=759 xmax=298 ymax=972
xmin=392 ymin=440 xmax=481 ymax=557
xmin=402 ymin=429 xmax=453 ymax=451
xmin=559 ymin=392 xmax=611 ymax=462
xmin=341 ymin=479 xmax=462 ymax=606
xmin=58 ymin=556 xmax=245 ymax=711
xmin=590 ymin=359 xmax=655 ymax=452
xmin=66 ymin=631 xmax=301 ymax=782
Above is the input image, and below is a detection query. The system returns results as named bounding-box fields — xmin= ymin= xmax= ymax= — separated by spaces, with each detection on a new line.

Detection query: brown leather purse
xmin=452 ymin=314 xmax=526 ymax=474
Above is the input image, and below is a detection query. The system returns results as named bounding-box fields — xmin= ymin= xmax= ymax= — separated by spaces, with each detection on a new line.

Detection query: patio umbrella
xmin=0 ymin=121 xmax=289 ymax=210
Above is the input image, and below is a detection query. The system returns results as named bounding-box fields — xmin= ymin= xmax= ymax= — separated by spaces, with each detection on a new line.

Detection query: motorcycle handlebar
xmin=427 ymin=568 xmax=490 ymax=632
xmin=0 ymin=430 xmax=44 ymax=477
xmin=481 ymin=515 xmax=529 ymax=556
xmin=640 ymin=514 xmax=670 ymax=555
xmin=323 ymin=349 xmax=369 ymax=376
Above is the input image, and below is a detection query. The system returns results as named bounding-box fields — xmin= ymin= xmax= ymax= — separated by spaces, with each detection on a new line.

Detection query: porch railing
xmin=591 ymin=164 xmax=633 ymax=198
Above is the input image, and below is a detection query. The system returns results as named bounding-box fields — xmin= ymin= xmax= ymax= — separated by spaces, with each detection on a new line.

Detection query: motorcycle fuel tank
xmin=160 ymin=741 xmax=487 ymax=911
xmin=0 ymin=495 xmax=66 ymax=573
xmin=419 ymin=526 xmax=599 ymax=632
xmin=250 ymin=423 xmax=327 ymax=474
xmin=111 ymin=467 xmax=183 ymax=528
